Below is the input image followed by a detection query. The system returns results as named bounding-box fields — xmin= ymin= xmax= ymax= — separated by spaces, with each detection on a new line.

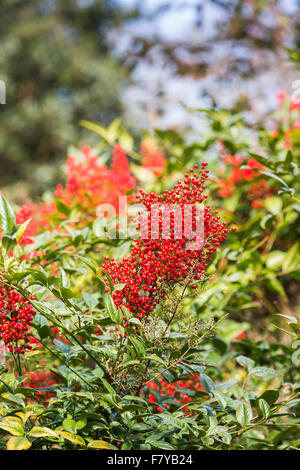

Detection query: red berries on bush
xmin=143 ymin=374 xmax=204 ymax=412
xmin=102 ymin=164 xmax=229 ymax=321
xmin=0 ymin=284 xmax=36 ymax=354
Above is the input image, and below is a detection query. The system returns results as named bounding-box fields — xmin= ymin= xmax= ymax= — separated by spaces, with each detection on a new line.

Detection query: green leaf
xmin=60 ymin=286 xmax=74 ymax=300
xmin=2 ymin=234 xmax=17 ymax=252
xmin=265 ymin=251 xmax=285 ymax=270
xmin=63 ymin=419 xmax=77 ymax=434
xmin=143 ymin=354 xmax=165 ymax=365
xmin=113 ymin=283 xmax=126 ymax=291
xmin=54 ymin=339 xmax=70 ymax=354
xmin=236 ymin=355 xmax=255 ymax=372
xmin=248 ymin=153 xmax=275 ymax=170
xmin=200 ymin=374 xmax=215 ymax=393
xmin=249 ymin=367 xmax=279 ymax=380
xmin=1 ymin=392 xmax=25 ymax=407
xmin=80 ymin=120 xmax=112 ymax=144
xmin=104 ymin=295 xmax=123 ymax=324
xmin=283 ymin=150 xmax=293 ymax=170
xmin=258 ymin=398 xmax=270 ymax=418
xmin=0 ymin=195 xmax=15 ymax=234
xmin=55 ymin=198 xmax=71 ymax=216
xmin=100 ymin=378 xmax=116 ymax=395
xmin=129 ymin=336 xmax=146 ymax=357
xmin=258 ymin=390 xmax=279 ymax=407
xmin=282 ymin=242 xmax=300 ymax=273
xmin=261 ymin=170 xmax=290 ymax=189
xmin=147 ymin=440 xmax=175 ymax=450
xmin=264 ymin=197 xmax=282 ymax=215
xmin=16 ymin=218 xmax=32 ymax=242
xmin=236 ymin=402 xmax=253 ymax=427
xmin=83 ymin=292 xmax=98 ymax=309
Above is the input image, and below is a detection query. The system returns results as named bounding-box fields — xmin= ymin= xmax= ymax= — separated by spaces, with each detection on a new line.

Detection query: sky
xmin=114 ymin=0 xmax=299 ymax=132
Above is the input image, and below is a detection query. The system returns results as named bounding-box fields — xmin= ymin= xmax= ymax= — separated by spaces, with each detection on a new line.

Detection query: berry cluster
xmin=24 ymin=369 xmax=57 ymax=402
xmin=142 ymin=374 xmax=204 ymax=413
xmin=216 ymin=154 xmax=271 ymax=208
xmin=102 ymin=163 xmax=229 ymax=325
xmin=54 ymin=144 xmax=136 ymax=213
xmin=0 ymin=284 xmax=36 ymax=354
xmin=15 ymin=143 xmax=165 ymax=247
xmin=275 ymin=91 xmax=300 ymax=150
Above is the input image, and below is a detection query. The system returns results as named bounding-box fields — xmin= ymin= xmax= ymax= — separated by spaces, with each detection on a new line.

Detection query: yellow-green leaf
xmin=0 ymin=417 xmax=24 ymax=436
xmin=7 ymin=436 xmax=31 ymax=450
xmin=28 ymin=426 xmax=59 ymax=438
xmin=87 ymin=440 xmax=118 ymax=450
xmin=16 ymin=410 xmax=34 ymax=424
xmin=16 ymin=218 xmax=32 ymax=242
xmin=56 ymin=430 xmax=85 ymax=446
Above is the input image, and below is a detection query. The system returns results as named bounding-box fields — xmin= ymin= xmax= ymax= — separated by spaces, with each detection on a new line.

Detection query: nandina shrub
xmin=23 ymin=369 xmax=59 ymax=403
xmin=14 ymin=139 xmax=167 ymax=246
xmin=142 ymin=374 xmax=205 ymax=413
xmin=215 ymin=154 xmax=272 ymax=209
xmin=0 ymin=284 xmax=35 ymax=356
xmin=102 ymin=163 xmax=229 ymax=325
xmin=0 ymin=113 xmax=299 ymax=450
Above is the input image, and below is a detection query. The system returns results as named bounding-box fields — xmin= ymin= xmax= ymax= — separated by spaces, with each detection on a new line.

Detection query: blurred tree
xmin=0 ymin=0 xmax=136 ymax=192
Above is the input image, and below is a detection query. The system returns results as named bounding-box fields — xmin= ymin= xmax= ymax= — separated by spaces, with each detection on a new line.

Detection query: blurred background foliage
xmin=0 ymin=0 xmax=137 ymax=196
xmin=0 ymin=0 xmax=300 ymax=196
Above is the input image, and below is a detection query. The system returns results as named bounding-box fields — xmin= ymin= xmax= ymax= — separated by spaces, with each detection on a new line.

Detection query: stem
xmin=230 ymin=392 xmax=300 ymax=438
xmin=161 ymin=282 xmax=189 ymax=337
xmin=12 ymin=352 xmax=22 ymax=376
xmin=38 ymin=338 xmax=97 ymax=391
xmin=0 ymin=280 xmax=112 ymax=383
xmin=135 ymin=264 xmax=207 ymax=397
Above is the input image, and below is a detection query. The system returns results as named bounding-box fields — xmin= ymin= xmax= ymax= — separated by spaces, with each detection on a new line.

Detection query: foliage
xmin=0 ymin=96 xmax=299 ymax=450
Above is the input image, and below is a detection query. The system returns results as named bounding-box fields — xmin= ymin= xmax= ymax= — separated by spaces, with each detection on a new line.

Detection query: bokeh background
xmin=0 ymin=0 xmax=299 ymax=198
